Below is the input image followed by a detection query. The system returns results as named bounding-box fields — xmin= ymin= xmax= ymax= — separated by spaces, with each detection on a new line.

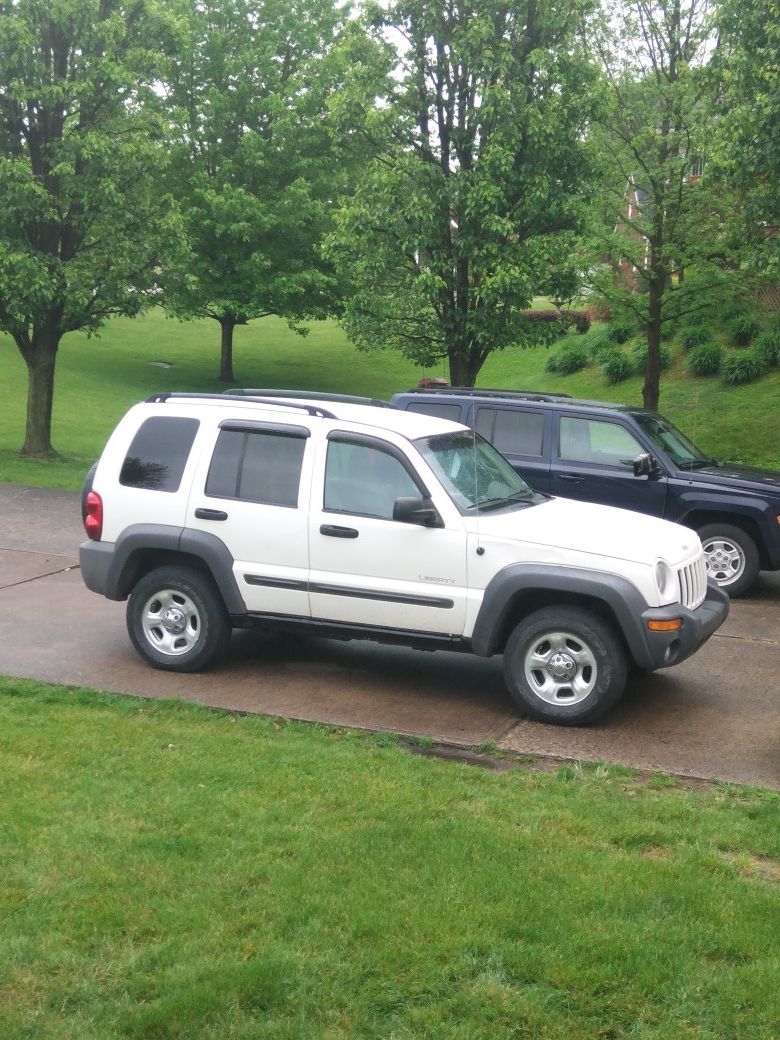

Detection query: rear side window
xmin=206 ymin=429 xmax=306 ymax=507
xmin=475 ymin=407 xmax=544 ymax=457
xmin=120 ymin=417 xmax=199 ymax=492
xmin=404 ymin=401 xmax=463 ymax=422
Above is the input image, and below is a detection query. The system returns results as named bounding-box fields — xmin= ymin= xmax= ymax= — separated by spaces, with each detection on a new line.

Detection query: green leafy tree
xmin=586 ymin=0 xmax=748 ymax=410
xmin=326 ymin=0 xmax=599 ymax=387
xmin=714 ymin=0 xmax=780 ymax=265
xmin=161 ymin=0 xmax=346 ymax=383
xmin=0 ymin=0 xmax=181 ymax=457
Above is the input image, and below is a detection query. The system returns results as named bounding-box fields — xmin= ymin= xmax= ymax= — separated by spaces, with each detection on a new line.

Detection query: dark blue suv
xmin=391 ymin=388 xmax=780 ymax=597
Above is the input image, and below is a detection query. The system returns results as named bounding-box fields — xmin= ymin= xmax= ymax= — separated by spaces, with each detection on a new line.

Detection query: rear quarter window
xmin=120 ymin=417 xmax=200 ymax=492
xmin=403 ymin=401 xmax=463 ymax=422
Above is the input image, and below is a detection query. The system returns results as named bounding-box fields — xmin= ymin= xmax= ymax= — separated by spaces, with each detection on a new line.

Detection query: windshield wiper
xmin=469 ymin=490 xmax=536 ymax=512
xmin=683 ymin=458 xmax=717 ymax=470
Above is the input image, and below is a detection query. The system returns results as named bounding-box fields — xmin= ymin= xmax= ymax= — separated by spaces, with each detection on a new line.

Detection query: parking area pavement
xmin=1 ymin=482 xmax=778 ymax=787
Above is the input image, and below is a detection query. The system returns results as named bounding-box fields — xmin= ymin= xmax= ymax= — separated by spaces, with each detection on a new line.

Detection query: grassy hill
xmin=1 ymin=309 xmax=778 ymax=490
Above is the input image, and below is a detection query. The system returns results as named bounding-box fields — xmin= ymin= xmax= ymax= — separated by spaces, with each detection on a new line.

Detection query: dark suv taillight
xmin=84 ymin=491 xmax=103 ymax=541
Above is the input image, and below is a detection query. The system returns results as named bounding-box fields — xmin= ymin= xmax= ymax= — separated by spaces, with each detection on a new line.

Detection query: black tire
xmin=697 ymin=523 xmax=759 ymax=598
xmin=126 ymin=565 xmax=231 ymax=672
xmin=502 ymin=606 xmax=627 ymax=725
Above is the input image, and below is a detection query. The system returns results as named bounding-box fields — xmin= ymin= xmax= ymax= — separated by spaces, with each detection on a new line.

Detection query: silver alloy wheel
xmin=141 ymin=588 xmax=201 ymax=656
xmin=701 ymin=535 xmax=746 ymax=587
xmin=523 ymin=629 xmax=598 ymax=706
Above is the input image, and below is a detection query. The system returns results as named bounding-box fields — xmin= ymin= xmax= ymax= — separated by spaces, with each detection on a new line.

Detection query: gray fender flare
xmin=102 ymin=523 xmax=246 ymax=614
xmin=471 ymin=564 xmax=651 ymax=666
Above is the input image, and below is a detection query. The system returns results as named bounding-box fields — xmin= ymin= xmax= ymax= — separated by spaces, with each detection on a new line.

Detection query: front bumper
xmin=637 ymin=582 xmax=729 ymax=670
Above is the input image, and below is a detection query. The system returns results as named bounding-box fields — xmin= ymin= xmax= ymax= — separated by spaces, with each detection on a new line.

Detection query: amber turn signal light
xmin=647 ymin=618 xmax=683 ymax=632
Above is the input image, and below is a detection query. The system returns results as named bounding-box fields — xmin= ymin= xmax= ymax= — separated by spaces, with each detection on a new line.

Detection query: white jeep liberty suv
xmin=80 ymin=390 xmax=728 ymax=725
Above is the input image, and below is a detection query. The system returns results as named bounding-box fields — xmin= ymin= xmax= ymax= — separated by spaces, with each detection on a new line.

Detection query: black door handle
xmin=320 ymin=524 xmax=359 ymax=539
xmin=557 ymin=474 xmax=584 ymax=484
xmin=195 ymin=508 xmax=228 ymax=521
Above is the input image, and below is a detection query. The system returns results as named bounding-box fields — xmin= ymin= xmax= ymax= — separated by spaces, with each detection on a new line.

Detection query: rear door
xmin=472 ymin=405 xmax=551 ymax=492
xmin=187 ymin=417 xmax=317 ymax=615
xmin=551 ymin=413 xmax=668 ymax=516
xmin=308 ymin=429 xmax=469 ymax=635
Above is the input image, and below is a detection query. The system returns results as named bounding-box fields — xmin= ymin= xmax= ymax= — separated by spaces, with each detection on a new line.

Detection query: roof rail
xmin=145 ymin=392 xmax=337 ymax=419
xmin=403 ymin=387 xmax=573 ymax=402
xmin=224 ymin=388 xmax=392 ymax=408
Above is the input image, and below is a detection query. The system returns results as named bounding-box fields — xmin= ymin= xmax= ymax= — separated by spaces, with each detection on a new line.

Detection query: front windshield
xmin=634 ymin=414 xmax=711 ymax=468
xmin=416 ymin=430 xmax=537 ymax=511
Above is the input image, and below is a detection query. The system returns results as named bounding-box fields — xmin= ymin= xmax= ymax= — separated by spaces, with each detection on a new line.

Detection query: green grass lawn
xmin=1 ymin=309 xmax=779 ymax=490
xmin=1 ymin=677 xmax=778 ymax=1040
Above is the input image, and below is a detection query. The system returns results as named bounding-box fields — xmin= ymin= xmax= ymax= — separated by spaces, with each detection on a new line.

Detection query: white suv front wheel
xmin=127 ymin=566 xmax=231 ymax=672
xmin=503 ymin=606 xmax=627 ymax=725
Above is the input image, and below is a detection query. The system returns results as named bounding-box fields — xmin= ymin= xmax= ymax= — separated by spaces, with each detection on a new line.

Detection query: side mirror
xmin=632 ymin=452 xmax=660 ymax=478
xmin=393 ymin=496 xmax=442 ymax=527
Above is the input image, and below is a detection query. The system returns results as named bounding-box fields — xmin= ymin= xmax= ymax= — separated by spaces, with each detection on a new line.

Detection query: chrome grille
xmin=677 ymin=553 xmax=707 ymax=609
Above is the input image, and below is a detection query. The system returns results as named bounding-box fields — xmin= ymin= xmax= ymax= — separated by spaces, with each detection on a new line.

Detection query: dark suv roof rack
xmin=404 ymin=387 xmax=573 ymax=403
xmin=146 ymin=392 xmax=337 ymax=419
xmin=224 ymin=388 xmax=391 ymax=408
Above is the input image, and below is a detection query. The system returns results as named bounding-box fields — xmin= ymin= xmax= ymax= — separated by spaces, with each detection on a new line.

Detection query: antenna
xmin=688 ymin=390 xmax=699 ymax=484
xmin=472 ymin=424 xmax=483 ymax=552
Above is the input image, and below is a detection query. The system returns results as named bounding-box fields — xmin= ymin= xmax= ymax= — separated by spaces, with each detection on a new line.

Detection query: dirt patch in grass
xmin=718 ymin=850 xmax=780 ymax=884
xmin=403 ymin=739 xmax=718 ymax=792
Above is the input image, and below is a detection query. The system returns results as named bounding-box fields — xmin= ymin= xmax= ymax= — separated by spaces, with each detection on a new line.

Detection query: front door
xmin=551 ymin=413 xmax=668 ymax=516
xmin=308 ymin=431 xmax=469 ymax=635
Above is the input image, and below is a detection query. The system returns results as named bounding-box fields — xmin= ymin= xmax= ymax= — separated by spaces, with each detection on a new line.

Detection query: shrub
xmin=606 ymin=320 xmax=635 ymax=344
xmin=718 ymin=300 xmax=751 ymax=324
xmin=728 ymin=314 xmax=759 ymax=347
xmin=589 ymin=332 xmax=615 ymax=362
xmin=520 ymin=309 xmax=590 ymax=335
xmin=545 ymin=344 xmax=589 ymax=375
xmin=598 ymin=348 xmax=633 ymax=384
xmin=754 ymin=330 xmax=780 ymax=369
xmin=631 ymin=340 xmax=673 ymax=374
xmin=679 ymin=325 xmax=711 ymax=351
xmin=688 ymin=343 xmax=723 ymax=376
xmin=561 ymin=309 xmax=592 ymax=334
xmin=720 ymin=350 xmax=766 ymax=385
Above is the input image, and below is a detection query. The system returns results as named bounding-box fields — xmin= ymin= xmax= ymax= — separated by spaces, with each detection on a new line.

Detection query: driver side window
xmin=324 ymin=439 xmax=420 ymax=519
xmin=559 ymin=417 xmax=643 ymax=467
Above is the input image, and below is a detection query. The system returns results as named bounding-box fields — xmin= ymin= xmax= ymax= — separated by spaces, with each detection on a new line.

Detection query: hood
xmin=468 ymin=496 xmax=698 ymax=567
xmin=681 ymin=461 xmax=780 ymax=493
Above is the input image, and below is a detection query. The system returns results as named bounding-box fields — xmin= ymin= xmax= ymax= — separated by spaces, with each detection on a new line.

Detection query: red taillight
xmin=84 ymin=490 xmax=103 ymax=541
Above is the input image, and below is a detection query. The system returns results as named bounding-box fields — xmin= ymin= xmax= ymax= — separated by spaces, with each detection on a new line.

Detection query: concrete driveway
xmin=1 ymin=482 xmax=778 ymax=787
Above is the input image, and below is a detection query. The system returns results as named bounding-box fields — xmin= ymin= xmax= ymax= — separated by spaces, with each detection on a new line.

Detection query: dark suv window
xmin=559 ymin=416 xmax=643 ymax=467
xmin=120 ymin=417 xmax=199 ymax=492
xmin=475 ymin=407 xmax=544 ymax=457
xmin=206 ymin=429 xmax=306 ymax=507
xmin=405 ymin=401 xmax=463 ymax=422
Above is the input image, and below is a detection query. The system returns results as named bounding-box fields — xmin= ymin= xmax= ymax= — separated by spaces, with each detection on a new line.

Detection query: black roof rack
xmin=403 ymin=387 xmax=573 ymax=403
xmin=224 ymin=388 xmax=391 ymax=408
xmin=145 ymin=392 xmax=337 ymax=419
xmin=400 ymin=387 xmax=644 ymax=412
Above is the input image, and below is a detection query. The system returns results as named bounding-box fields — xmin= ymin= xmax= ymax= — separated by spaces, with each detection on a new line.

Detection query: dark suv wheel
xmin=503 ymin=606 xmax=627 ymax=725
xmin=697 ymin=523 xmax=759 ymax=598
xmin=126 ymin=566 xmax=231 ymax=671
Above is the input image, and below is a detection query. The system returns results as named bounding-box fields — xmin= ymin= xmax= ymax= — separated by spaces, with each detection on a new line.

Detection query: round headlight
xmin=655 ymin=560 xmax=675 ymax=599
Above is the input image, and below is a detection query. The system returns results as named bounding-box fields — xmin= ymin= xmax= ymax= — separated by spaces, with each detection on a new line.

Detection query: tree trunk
xmin=643 ymin=279 xmax=663 ymax=412
xmin=448 ymin=348 xmax=483 ymax=388
xmin=18 ymin=325 xmax=61 ymax=458
xmin=219 ymin=317 xmax=236 ymax=383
